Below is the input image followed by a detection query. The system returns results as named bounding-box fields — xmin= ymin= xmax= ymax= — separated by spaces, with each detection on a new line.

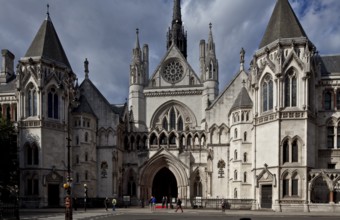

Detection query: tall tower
xmin=200 ymin=23 xmax=219 ymax=115
xmin=128 ymin=29 xmax=148 ymax=131
xmin=166 ymin=0 xmax=187 ymax=59
xmin=16 ymin=8 xmax=77 ymax=207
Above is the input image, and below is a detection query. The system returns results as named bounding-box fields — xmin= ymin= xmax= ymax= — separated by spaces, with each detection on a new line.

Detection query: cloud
xmin=0 ymin=0 xmax=339 ymax=104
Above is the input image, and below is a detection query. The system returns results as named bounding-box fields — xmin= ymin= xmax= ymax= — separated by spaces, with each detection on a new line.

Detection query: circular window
xmin=162 ymin=59 xmax=184 ymax=83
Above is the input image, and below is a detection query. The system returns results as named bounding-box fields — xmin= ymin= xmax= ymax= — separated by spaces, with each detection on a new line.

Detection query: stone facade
xmin=1 ymin=0 xmax=340 ymax=212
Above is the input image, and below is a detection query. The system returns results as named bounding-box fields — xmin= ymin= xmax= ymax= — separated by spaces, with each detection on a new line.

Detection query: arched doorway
xmin=152 ymin=167 xmax=177 ymax=202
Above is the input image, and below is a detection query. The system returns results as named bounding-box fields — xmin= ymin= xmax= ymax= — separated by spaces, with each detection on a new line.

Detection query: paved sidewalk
xmin=19 ymin=207 xmax=340 ymax=219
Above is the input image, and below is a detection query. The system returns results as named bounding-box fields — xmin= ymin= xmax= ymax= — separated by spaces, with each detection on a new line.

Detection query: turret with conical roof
xmin=259 ymin=0 xmax=307 ymax=49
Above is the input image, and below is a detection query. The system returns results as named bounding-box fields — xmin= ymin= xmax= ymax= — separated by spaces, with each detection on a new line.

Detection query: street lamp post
xmin=64 ymin=125 xmax=72 ymax=220
xmin=84 ymin=184 xmax=88 ymax=212
xmin=64 ymin=76 xmax=77 ymax=220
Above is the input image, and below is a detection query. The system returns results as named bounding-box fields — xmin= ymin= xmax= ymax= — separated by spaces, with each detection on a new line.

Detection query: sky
xmin=1 ymin=0 xmax=340 ymax=104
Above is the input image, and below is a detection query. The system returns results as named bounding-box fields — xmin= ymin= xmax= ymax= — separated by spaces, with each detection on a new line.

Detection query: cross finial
xmin=47 ymin=4 xmax=50 ymax=16
xmin=136 ymin=28 xmax=139 ymax=35
xmin=209 ymin=22 xmax=212 ymax=30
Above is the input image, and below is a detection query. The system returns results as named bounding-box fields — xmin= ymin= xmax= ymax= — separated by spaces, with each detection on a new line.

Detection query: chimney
xmin=0 ymin=49 xmax=15 ymax=83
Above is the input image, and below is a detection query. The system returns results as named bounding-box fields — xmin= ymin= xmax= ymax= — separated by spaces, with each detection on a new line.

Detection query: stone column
xmin=329 ymin=190 xmax=334 ymax=204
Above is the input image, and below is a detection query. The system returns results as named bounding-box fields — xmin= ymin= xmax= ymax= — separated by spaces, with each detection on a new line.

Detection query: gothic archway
xmin=152 ymin=167 xmax=177 ymax=202
xmin=138 ymin=149 xmax=189 ymax=203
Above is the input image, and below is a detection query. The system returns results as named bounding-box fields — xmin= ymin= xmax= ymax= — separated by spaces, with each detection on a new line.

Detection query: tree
xmin=0 ymin=118 xmax=19 ymax=203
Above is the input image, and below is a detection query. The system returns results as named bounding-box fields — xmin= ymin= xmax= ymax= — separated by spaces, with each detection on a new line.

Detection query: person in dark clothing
xmin=162 ymin=196 xmax=166 ymax=208
xmin=73 ymin=197 xmax=78 ymax=211
xmin=175 ymin=198 xmax=183 ymax=213
xmin=104 ymin=197 xmax=110 ymax=211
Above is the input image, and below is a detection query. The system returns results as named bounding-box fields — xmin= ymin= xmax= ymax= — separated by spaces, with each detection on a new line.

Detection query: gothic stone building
xmin=1 ymin=0 xmax=340 ymax=212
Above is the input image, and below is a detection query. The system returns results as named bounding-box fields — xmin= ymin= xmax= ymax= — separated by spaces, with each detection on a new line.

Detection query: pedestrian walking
xmin=112 ymin=198 xmax=117 ymax=211
xmin=73 ymin=197 xmax=78 ymax=211
xmin=221 ymin=199 xmax=226 ymax=212
xmin=175 ymin=197 xmax=183 ymax=213
xmin=162 ymin=196 xmax=166 ymax=208
xmin=165 ymin=196 xmax=168 ymax=209
xmin=104 ymin=197 xmax=110 ymax=211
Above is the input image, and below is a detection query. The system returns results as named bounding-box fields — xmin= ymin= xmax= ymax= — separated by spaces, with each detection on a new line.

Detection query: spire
xmin=259 ymin=0 xmax=307 ymax=49
xmin=172 ymin=0 xmax=182 ymax=25
xmin=46 ymin=4 xmax=51 ymax=21
xmin=84 ymin=58 xmax=89 ymax=79
xmin=167 ymin=0 xmax=187 ymax=58
xmin=25 ymin=7 xmax=71 ymax=69
xmin=207 ymin=23 xmax=215 ymax=54
xmin=132 ymin=28 xmax=142 ymax=62
xmin=134 ymin=28 xmax=140 ymax=49
xmin=240 ymin=48 xmax=245 ymax=71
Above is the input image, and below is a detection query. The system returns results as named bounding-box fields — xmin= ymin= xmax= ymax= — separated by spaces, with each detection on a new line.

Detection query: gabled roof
xmin=320 ymin=55 xmax=340 ymax=76
xmin=25 ymin=15 xmax=71 ymax=69
xmin=259 ymin=0 xmax=307 ymax=49
xmin=229 ymin=86 xmax=253 ymax=113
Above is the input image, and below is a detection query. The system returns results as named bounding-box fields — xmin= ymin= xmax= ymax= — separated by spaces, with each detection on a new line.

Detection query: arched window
xmin=178 ymin=117 xmax=183 ymax=131
xmin=26 ymin=143 xmax=39 ymax=165
xmin=244 ymin=132 xmax=247 ymax=141
xmin=234 ymin=150 xmax=238 ymax=160
xmin=76 ymin=173 xmax=79 ymax=183
xmin=76 ymin=155 xmax=79 ymax=164
xmin=187 ymin=134 xmax=192 ymax=148
xmin=162 ymin=117 xmax=168 ymax=131
xmin=234 ymin=188 xmax=238 ymax=199
xmin=262 ymin=74 xmax=273 ymax=112
xmin=130 ymin=136 xmax=135 ymax=151
xmin=48 ymin=87 xmax=59 ymax=119
xmin=170 ymin=108 xmax=176 ymax=130
xmin=324 ymin=90 xmax=333 ymax=110
xmin=194 ymin=174 xmax=202 ymax=197
xmin=292 ymin=174 xmax=299 ymax=196
xmin=159 ymin=133 xmax=167 ymax=145
xmin=150 ymin=134 xmax=157 ymax=146
xmin=243 ymin=153 xmax=247 ymax=162
xmin=284 ymin=72 xmax=297 ymax=107
xmin=234 ymin=128 xmax=238 ymax=139
xmin=76 ymin=136 xmax=79 ymax=145
xmin=209 ymin=62 xmax=213 ymax=79
xmin=85 ymin=152 xmax=88 ymax=162
xmin=26 ymin=177 xmax=39 ymax=195
xmin=27 ymin=84 xmax=37 ymax=116
xmin=234 ymin=170 xmax=238 ymax=180
xmin=124 ymin=136 xmax=130 ymax=150
xmin=283 ymin=140 xmax=289 ymax=163
xmin=292 ymin=140 xmax=298 ymax=162
xmin=169 ymin=133 xmax=176 ymax=145
xmin=327 ymin=124 xmax=334 ymax=149
xmin=85 ymin=132 xmax=89 ymax=142
xmin=128 ymin=176 xmax=136 ymax=196
xmin=85 ymin=170 xmax=88 ymax=180
xmin=283 ymin=176 xmax=289 ymax=197
xmin=337 ymin=90 xmax=340 ymax=109
xmin=243 ymin=172 xmax=247 ymax=183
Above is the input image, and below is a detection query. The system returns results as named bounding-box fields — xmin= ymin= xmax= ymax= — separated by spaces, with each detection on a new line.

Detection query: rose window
xmin=162 ymin=60 xmax=184 ymax=83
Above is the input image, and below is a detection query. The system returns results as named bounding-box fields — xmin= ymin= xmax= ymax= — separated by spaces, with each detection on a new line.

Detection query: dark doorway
xmin=48 ymin=184 xmax=60 ymax=207
xmin=152 ymin=167 xmax=177 ymax=203
xmin=261 ymin=185 xmax=272 ymax=208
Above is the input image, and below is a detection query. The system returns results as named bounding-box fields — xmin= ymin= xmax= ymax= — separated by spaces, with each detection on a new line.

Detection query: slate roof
xmin=320 ymin=55 xmax=340 ymax=75
xmin=0 ymin=78 xmax=16 ymax=93
xmin=72 ymin=95 xmax=96 ymax=117
xmin=229 ymin=86 xmax=253 ymax=113
xmin=259 ymin=0 xmax=307 ymax=49
xmin=25 ymin=15 xmax=71 ymax=69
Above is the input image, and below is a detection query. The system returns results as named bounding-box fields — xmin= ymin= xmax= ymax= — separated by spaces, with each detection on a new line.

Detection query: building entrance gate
xmin=152 ymin=167 xmax=177 ymax=203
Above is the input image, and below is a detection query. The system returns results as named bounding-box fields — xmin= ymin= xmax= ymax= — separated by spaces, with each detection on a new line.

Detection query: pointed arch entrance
xmin=152 ymin=167 xmax=177 ymax=202
xmin=139 ymin=149 xmax=189 ymax=204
